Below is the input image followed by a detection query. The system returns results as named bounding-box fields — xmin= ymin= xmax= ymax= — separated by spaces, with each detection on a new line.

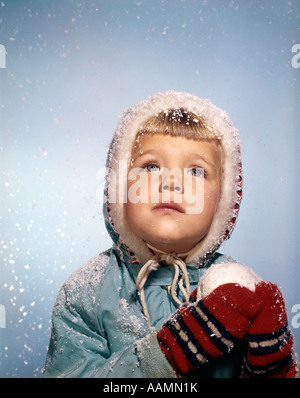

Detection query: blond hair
xmin=137 ymin=108 xmax=222 ymax=143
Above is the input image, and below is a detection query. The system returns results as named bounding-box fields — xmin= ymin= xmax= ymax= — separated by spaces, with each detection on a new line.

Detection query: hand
xmin=244 ymin=281 xmax=296 ymax=378
xmin=157 ymin=283 xmax=261 ymax=377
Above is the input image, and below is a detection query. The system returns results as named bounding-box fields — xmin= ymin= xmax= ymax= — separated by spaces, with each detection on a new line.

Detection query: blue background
xmin=0 ymin=0 xmax=299 ymax=377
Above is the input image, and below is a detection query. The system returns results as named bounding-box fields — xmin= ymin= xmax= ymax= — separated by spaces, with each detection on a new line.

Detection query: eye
xmin=186 ymin=167 xmax=205 ymax=178
xmin=142 ymin=162 xmax=160 ymax=173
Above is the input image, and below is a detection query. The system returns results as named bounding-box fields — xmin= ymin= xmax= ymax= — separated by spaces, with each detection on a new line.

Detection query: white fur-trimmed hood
xmin=104 ymin=90 xmax=242 ymax=266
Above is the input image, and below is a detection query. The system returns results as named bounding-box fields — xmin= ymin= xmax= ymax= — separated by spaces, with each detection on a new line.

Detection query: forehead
xmin=131 ymin=133 xmax=222 ymax=166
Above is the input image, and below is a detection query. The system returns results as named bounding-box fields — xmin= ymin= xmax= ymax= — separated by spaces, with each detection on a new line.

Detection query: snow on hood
xmin=103 ymin=90 xmax=242 ymax=267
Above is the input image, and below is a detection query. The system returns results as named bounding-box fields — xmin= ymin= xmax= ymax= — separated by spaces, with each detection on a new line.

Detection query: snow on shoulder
xmin=60 ymin=250 xmax=111 ymax=304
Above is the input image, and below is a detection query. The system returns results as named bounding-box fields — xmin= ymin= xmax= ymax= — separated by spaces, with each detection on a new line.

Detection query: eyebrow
xmin=186 ymin=151 xmax=217 ymax=169
xmin=131 ymin=148 xmax=157 ymax=160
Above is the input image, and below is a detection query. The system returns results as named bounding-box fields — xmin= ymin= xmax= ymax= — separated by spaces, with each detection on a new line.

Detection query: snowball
xmin=198 ymin=262 xmax=262 ymax=299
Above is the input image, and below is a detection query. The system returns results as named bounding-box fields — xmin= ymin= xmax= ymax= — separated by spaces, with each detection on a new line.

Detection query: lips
xmin=153 ymin=202 xmax=185 ymax=213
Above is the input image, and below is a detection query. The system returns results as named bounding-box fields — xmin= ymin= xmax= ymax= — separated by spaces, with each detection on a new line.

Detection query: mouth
xmin=153 ymin=202 xmax=185 ymax=214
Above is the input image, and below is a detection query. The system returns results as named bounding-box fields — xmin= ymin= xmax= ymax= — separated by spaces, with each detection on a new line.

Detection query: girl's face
xmin=124 ymin=134 xmax=222 ymax=254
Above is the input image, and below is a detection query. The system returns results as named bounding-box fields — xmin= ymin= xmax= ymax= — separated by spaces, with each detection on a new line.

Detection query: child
xmin=43 ymin=90 xmax=297 ymax=378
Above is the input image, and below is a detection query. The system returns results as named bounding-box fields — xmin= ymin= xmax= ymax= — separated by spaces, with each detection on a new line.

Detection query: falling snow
xmin=1 ymin=0 xmax=299 ymax=378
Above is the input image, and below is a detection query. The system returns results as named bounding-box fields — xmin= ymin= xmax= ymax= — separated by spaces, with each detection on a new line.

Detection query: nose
xmin=162 ymin=182 xmax=182 ymax=192
xmin=160 ymin=169 xmax=183 ymax=193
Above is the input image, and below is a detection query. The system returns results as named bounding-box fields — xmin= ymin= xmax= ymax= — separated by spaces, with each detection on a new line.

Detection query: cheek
xmin=200 ymin=183 xmax=221 ymax=219
xmin=126 ymin=174 xmax=153 ymax=204
xmin=184 ymin=180 xmax=220 ymax=215
xmin=124 ymin=201 xmax=147 ymax=237
xmin=207 ymin=185 xmax=221 ymax=209
xmin=124 ymin=201 xmax=138 ymax=226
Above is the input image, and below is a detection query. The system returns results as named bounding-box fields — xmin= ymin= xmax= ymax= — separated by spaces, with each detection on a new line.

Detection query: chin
xmin=147 ymin=238 xmax=195 ymax=254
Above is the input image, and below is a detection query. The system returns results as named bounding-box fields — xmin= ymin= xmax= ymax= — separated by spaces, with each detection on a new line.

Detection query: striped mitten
xmin=245 ymin=281 xmax=296 ymax=378
xmin=157 ymin=283 xmax=261 ymax=377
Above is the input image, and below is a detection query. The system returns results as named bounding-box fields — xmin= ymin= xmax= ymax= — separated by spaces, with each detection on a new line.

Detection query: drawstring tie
xmin=136 ymin=243 xmax=192 ymax=329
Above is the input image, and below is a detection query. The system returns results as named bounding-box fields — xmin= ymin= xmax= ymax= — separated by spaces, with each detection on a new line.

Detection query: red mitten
xmin=157 ymin=283 xmax=261 ymax=377
xmin=245 ymin=281 xmax=297 ymax=378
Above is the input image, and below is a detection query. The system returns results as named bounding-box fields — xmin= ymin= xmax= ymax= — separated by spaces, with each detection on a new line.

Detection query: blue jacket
xmin=43 ymin=248 xmax=244 ymax=378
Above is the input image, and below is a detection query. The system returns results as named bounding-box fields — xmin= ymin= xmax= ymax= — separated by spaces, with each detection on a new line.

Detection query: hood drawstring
xmin=136 ymin=243 xmax=192 ymax=329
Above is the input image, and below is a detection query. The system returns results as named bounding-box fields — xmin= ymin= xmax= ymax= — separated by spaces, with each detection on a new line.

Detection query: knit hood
xmin=103 ymin=90 xmax=242 ymax=268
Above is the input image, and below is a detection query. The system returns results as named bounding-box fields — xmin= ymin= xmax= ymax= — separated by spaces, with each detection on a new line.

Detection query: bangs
xmin=138 ymin=108 xmax=222 ymax=142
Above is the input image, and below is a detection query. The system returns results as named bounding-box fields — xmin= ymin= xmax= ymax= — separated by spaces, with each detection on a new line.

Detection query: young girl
xmin=43 ymin=91 xmax=297 ymax=378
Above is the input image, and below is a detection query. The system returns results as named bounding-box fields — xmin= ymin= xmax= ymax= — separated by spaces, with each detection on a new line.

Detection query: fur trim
xmin=105 ymin=90 xmax=242 ymax=266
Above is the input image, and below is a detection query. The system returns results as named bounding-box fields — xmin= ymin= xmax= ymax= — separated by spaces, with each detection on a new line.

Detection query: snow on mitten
xmin=245 ymin=281 xmax=297 ymax=378
xmin=157 ymin=283 xmax=261 ymax=377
